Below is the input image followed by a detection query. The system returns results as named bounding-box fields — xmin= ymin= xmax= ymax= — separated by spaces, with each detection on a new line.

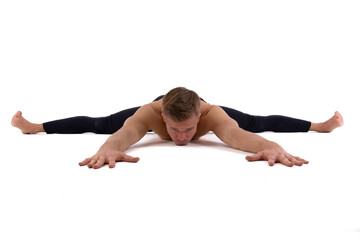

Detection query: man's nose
xmin=178 ymin=133 xmax=186 ymax=141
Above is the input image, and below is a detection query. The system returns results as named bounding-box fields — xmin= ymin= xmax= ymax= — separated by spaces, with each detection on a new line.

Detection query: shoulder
xmin=126 ymin=102 xmax=162 ymax=128
xmin=149 ymin=99 xmax=163 ymax=114
xmin=200 ymin=101 xmax=218 ymax=117
xmin=205 ymin=105 xmax=228 ymax=118
xmin=201 ymin=105 xmax=237 ymax=131
xmin=133 ymin=102 xmax=161 ymax=119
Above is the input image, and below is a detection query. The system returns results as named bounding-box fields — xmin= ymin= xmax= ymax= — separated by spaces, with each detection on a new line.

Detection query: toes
xmin=334 ymin=111 xmax=344 ymax=125
xmin=335 ymin=111 xmax=341 ymax=119
xmin=16 ymin=111 xmax=22 ymax=117
xmin=13 ymin=111 xmax=22 ymax=120
xmin=11 ymin=111 xmax=23 ymax=125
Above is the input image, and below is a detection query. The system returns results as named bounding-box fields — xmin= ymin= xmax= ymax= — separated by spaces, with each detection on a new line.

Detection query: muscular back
xmin=133 ymin=99 xmax=216 ymax=141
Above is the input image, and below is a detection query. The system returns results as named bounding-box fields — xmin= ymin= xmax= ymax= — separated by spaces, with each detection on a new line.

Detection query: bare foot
xmin=11 ymin=111 xmax=43 ymax=134
xmin=312 ymin=111 xmax=344 ymax=133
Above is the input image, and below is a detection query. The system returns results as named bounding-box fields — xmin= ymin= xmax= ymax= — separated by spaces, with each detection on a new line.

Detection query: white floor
xmin=2 ymin=126 xmax=359 ymax=240
xmin=1 ymin=1 xmax=360 ymax=239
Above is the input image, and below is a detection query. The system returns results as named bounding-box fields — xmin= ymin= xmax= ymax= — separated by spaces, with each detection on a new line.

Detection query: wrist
xmin=102 ymin=139 xmax=122 ymax=151
xmin=260 ymin=140 xmax=278 ymax=151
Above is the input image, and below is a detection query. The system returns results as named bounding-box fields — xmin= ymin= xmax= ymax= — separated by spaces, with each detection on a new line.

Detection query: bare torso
xmin=147 ymin=99 xmax=215 ymax=140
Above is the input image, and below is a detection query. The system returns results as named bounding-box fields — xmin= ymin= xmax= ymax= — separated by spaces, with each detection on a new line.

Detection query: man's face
xmin=162 ymin=114 xmax=200 ymax=146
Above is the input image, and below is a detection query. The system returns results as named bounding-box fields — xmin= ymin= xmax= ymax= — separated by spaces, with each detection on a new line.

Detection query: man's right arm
xmin=79 ymin=104 xmax=154 ymax=169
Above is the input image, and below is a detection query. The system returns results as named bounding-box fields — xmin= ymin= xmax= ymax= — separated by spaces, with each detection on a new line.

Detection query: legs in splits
xmin=11 ymin=107 xmax=140 ymax=135
xmin=220 ymin=106 xmax=344 ymax=133
xmin=11 ymin=103 xmax=344 ymax=135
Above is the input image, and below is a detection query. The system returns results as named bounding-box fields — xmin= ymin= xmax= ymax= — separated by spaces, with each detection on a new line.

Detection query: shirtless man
xmin=11 ymin=87 xmax=344 ymax=169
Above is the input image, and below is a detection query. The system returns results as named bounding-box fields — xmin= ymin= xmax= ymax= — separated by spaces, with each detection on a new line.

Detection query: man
xmin=11 ymin=87 xmax=344 ymax=168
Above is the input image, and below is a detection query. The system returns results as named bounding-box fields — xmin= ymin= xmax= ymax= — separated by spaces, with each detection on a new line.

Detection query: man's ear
xmin=161 ymin=113 xmax=166 ymax=122
xmin=197 ymin=114 xmax=201 ymax=122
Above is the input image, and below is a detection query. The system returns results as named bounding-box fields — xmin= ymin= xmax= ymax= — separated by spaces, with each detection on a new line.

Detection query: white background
xmin=1 ymin=0 xmax=360 ymax=239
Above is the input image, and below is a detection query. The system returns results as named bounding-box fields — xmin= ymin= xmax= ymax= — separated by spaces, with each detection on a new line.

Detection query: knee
xmin=93 ymin=117 xmax=112 ymax=134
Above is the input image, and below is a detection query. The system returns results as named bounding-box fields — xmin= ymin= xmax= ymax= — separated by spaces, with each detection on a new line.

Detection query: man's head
xmin=162 ymin=87 xmax=201 ymax=145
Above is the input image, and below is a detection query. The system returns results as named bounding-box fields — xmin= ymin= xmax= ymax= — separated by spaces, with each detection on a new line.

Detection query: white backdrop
xmin=1 ymin=1 xmax=359 ymax=239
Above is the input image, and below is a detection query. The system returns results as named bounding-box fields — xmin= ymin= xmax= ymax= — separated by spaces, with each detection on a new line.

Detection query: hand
xmin=245 ymin=142 xmax=309 ymax=167
xmin=79 ymin=142 xmax=140 ymax=169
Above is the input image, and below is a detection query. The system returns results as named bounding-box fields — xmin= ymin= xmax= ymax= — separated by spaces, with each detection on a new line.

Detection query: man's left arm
xmin=208 ymin=106 xmax=308 ymax=167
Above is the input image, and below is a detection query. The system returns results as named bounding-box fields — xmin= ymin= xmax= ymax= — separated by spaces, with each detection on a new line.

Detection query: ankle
xmin=33 ymin=124 xmax=45 ymax=134
xmin=310 ymin=122 xmax=329 ymax=133
xmin=26 ymin=124 xmax=44 ymax=134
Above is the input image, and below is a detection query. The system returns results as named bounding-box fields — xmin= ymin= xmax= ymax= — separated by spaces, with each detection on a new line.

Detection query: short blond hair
xmin=162 ymin=87 xmax=201 ymax=122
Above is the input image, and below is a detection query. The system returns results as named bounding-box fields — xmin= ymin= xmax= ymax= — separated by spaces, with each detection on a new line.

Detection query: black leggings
xmin=43 ymin=96 xmax=311 ymax=134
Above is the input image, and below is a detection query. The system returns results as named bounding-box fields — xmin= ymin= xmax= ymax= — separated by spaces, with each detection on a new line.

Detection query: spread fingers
xmin=87 ymin=157 xmax=99 ymax=168
xmin=279 ymin=155 xmax=294 ymax=167
xmin=93 ymin=156 xmax=106 ymax=169
xmin=79 ymin=158 xmax=92 ymax=166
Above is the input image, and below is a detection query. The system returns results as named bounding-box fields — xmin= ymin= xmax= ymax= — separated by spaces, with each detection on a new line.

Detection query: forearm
xmin=103 ymin=126 xmax=146 ymax=152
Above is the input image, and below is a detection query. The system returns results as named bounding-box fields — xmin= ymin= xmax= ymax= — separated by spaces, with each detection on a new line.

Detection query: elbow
xmin=215 ymin=127 xmax=240 ymax=149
